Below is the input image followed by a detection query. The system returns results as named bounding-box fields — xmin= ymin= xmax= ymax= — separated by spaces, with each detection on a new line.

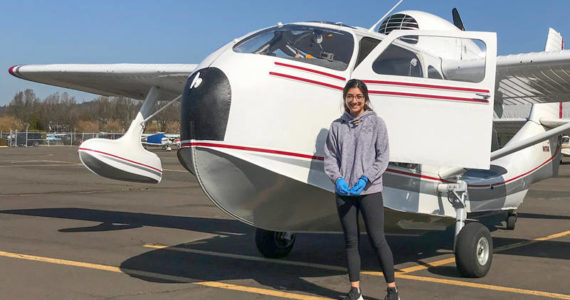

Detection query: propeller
xmin=452 ymin=8 xmax=466 ymax=31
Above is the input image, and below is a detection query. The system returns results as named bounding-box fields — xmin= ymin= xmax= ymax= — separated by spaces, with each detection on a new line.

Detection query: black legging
xmin=336 ymin=192 xmax=395 ymax=283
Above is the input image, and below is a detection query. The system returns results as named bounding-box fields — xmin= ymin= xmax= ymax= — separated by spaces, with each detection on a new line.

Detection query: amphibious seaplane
xmin=9 ymin=5 xmax=570 ymax=278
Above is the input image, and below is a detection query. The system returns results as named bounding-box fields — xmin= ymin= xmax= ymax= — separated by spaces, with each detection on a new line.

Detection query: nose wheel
xmin=255 ymin=228 xmax=296 ymax=258
xmin=506 ymin=211 xmax=517 ymax=230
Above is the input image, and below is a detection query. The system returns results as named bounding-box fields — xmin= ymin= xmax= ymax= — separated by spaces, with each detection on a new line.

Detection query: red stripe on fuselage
xmin=274 ymin=62 xmax=346 ymax=81
xmin=368 ymin=90 xmax=489 ymax=103
xmin=182 ymin=142 xmax=324 ymax=161
xmin=468 ymin=150 xmax=557 ymax=188
xmin=182 ymin=143 xmax=556 ymax=188
xmin=385 ymin=168 xmax=453 ymax=183
xmin=363 ymin=80 xmax=489 ymax=93
xmin=269 ymin=72 xmax=488 ymax=103
xmin=269 ymin=72 xmax=343 ymax=90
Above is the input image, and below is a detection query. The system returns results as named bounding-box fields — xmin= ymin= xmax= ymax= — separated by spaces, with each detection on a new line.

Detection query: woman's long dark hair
xmin=343 ymin=79 xmax=372 ymax=113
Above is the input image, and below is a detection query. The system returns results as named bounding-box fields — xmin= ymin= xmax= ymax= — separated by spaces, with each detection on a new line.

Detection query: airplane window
xmin=355 ymin=37 xmax=381 ymax=69
xmin=404 ymin=35 xmax=486 ymax=83
xmin=372 ymin=35 xmax=486 ymax=83
xmin=372 ymin=44 xmax=423 ymax=78
xmin=233 ymin=25 xmax=354 ymax=71
xmin=427 ymin=65 xmax=443 ymax=79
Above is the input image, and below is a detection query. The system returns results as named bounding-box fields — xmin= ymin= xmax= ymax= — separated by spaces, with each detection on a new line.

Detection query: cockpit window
xmin=355 ymin=37 xmax=381 ymax=69
xmin=233 ymin=25 xmax=354 ymax=71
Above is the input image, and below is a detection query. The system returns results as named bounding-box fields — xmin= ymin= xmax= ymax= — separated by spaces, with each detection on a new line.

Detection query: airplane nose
xmin=178 ymin=67 xmax=231 ymax=173
xmin=180 ymin=67 xmax=231 ymax=141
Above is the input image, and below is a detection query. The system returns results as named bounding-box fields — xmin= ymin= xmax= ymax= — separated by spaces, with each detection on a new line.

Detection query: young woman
xmin=324 ymin=79 xmax=399 ymax=300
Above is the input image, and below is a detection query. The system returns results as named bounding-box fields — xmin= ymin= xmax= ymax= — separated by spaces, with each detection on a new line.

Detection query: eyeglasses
xmin=345 ymin=94 xmax=364 ymax=100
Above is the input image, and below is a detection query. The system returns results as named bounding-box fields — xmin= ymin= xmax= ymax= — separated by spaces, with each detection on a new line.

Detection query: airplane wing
xmin=9 ymin=64 xmax=197 ymax=100
xmin=496 ymin=50 xmax=570 ymax=105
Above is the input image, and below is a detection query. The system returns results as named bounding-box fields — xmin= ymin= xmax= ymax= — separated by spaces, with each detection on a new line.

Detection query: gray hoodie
xmin=323 ymin=110 xmax=389 ymax=195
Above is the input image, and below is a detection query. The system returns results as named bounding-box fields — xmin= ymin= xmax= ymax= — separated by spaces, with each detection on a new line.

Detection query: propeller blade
xmin=452 ymin=8 xmax=465 ymax=31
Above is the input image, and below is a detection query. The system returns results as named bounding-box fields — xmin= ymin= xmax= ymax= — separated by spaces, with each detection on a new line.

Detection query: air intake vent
xmin=378 ymin=13 xmax=419 ymax=44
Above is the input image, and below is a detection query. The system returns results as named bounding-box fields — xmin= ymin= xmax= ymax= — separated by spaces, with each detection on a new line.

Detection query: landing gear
xmin=455 ymin=222 xmax=493 ymax=277
xmin=506 ymin=211 xmax=517 ymax=230
xmin=255 ymin=228 xmax=296 ymax=258
xmin=438 ymin=178 xmax=494 ymax=278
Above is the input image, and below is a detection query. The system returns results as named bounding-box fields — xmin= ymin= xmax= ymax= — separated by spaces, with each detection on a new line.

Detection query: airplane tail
xmin=545 ymin=28 xmax=564 ymax=52
xmin=461 ymin=103 xmax=563 ymax=212
xmin=492 ymin=103 xmax=563 ymax=187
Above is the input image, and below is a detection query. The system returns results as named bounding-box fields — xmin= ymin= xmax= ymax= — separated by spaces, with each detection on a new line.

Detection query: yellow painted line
xmin=7 ymin=243 xmax=567 ymax=300
xmin=148 ymin=243 xmax=384 ymax=278
xmin=144 ymin=244 xmax=346 ymax=272
xmin=398 ymin=274 xmax=570 ymax=300
xmin=401 ymin=230 xmax=570 ymax=274
xmin=398 ymin=257 xmax=456 ymax=274
xmin=534 ymin=230 xmax=570 ymax=241
xmin=0 ymin=249 xmax=332 ymax=299
xmin=0 ymin=250 xmax=121 ymax=273
xmin=361 ymin=270 xmax=384 ymax=276
xmin=495 ymin=230 xmax=570 ymax=252
xmin=145 ymin=244 xmax=570 ymax=299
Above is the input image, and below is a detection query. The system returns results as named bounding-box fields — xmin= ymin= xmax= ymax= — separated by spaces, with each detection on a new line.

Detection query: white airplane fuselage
xmin=176 ymin=14 xmax=561 ymax=233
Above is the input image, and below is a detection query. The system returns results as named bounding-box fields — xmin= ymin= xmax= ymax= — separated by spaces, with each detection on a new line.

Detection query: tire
xmin=506 ymin=215 xmax=517 ymax=230
xmin=455 ymin=222 xmax=493 ymax=278
xmin=255 ymin=228 xmax=295 ymax=258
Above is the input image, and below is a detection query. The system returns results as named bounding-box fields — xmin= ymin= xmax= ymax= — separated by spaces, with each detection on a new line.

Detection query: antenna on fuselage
xmin=452 ymin=8 xmax=466 ymax=31
xmin=368 ymin=0 xmax=404 ymax=32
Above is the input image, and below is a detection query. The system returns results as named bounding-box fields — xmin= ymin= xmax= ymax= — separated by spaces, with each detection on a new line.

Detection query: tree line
xmin=0 ymin=89 xmax=180 ymax=133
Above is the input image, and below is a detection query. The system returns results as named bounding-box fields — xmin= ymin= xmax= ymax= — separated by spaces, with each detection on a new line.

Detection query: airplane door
xmin=351 ymin=30 xmax=497 ymax=169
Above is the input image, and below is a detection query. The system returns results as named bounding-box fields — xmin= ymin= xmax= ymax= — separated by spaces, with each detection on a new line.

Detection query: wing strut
xmin=489 ymin=121 xmax=568 ymax=161
xmin=144 ymin=95 xmax=181 ymax=122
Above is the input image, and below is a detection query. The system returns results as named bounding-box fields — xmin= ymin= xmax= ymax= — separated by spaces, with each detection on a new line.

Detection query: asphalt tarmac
xmin=0 ymin=146 xmax=568 ymax=300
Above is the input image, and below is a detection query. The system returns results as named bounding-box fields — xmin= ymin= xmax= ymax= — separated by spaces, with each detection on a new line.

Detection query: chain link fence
xmin=0 ymin=131 xmax=124 ymax=147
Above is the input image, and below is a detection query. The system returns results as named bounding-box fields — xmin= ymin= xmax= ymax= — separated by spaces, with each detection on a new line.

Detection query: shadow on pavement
xmin=517 ymin=212 xmax=570 ymax=220
xmin=0 ymin=207 xmax=251 ymax=235
xmin=1 ymin=207 xmax=567 ymax=289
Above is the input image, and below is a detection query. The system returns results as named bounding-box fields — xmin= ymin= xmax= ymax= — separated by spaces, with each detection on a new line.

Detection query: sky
xmin=2 ymin=0 xmax=570 ymax=106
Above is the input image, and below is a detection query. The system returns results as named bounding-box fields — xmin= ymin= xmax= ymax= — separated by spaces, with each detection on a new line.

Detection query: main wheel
xmin=255 ymin=228 xmax=295 ymax=258
xmin=455 ymin=222 xmax=493 ymax=278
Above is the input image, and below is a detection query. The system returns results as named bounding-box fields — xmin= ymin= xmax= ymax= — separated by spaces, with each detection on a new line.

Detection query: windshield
xmin=233 ymin=24 xmax=354 ymax=71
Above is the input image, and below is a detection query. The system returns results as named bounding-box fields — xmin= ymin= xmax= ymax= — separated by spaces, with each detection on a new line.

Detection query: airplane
xmin=141 ymin=133 xmax=181 ymax=151
xmin=9 ymin=3 xmax=570 ymax=278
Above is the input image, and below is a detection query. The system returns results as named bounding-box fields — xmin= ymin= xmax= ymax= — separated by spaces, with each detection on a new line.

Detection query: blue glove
xmin=336 ymin=178 xmax=350 ymax=196
xmin=349 ymin=176 xmax=369 ymax=195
